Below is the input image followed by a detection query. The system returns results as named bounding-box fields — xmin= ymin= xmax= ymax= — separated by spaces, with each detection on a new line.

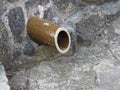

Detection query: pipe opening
xmin=55 ymin=27 xmax=71 ymax=53
xmin=57 ymin=31 xmax=69 ymax=50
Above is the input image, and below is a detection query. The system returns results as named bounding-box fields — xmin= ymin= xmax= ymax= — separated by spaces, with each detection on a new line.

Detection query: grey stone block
xmin=8 ymin=7 xmax=25 ymax=43
xmin=76 ymin=15 xmax=105 ymax=45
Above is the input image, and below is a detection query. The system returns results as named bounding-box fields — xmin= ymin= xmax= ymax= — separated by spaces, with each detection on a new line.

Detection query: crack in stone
xmin=109 ymin=49 xmax=119 ymax=60
xmin=94 ymin=71 xmax=99 ymax=89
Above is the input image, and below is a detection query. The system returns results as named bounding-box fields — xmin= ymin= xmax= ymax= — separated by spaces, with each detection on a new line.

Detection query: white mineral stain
xmin=38 ymin=5 xmax=44 ymax=19
xmin=44 ymin=23 xmax=50 ymax=26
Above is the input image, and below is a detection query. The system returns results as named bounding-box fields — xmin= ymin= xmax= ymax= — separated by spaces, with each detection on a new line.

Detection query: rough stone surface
xmin=0 ymin=0 xmax=8 ymax=16
xmin=25 ymin=0 xmax=50 ymax=10
xmin=43 ymin=7 xmax=53 ymax=21
xmin=23 ymin=42 xmax=36 ymax=56
xmin=0 ymin=19 xmax=9 ymax=61
xmin=8 ymin=7 xmax=25 ymax=43
xmin=53 ymin=0 xmax=76 ymax=12
xmin=98 ymin=70 xmax=120 ymax=90
xmin=0 ymin=0 xmax=120 ymax=90
xmin=76 ymin=15 xmax=105 ymax=45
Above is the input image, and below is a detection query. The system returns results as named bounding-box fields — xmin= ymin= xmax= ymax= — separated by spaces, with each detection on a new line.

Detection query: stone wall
xmin=0 ymin=0 xmax=120 ymax=90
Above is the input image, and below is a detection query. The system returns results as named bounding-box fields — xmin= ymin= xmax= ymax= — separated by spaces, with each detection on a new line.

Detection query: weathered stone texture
xmin=43 ymin=7 xmax=53 ymax=21
xmin=76 ymin=15 xmax=105 ymax=45
xmin=0 ymin=0 xmax=8 ymax=16
xmin=0 ymin=19 xmax=9 ymax=61
xmin=0 ymin=0 xmax=120 ymax=90
xmin=23 ymin=42 xmax=36 ymax=56
xmin=8 ymin=7 xmax=25 ymax=43
xmin=53 ymin=0 xmax=76 ymax=11
xmin=25 ymin=0 xmax=50 ymax=10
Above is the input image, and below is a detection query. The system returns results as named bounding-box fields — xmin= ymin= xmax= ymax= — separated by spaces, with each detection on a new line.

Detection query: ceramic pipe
xmin=27 ymin=17 xmax=71 ymax=54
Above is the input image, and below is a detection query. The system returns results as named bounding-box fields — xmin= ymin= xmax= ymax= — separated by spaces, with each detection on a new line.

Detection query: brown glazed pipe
xmin=27 ymin=17 xmax=71 ymax=54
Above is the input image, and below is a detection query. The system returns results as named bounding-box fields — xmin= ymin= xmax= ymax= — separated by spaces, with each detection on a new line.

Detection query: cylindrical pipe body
xmin=27 ymin=17 xmax=71 ymax=53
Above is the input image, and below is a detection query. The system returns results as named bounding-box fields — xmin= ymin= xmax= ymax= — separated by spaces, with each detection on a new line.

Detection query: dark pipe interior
xmin=57 ymin=31 xmax=69 ymax=50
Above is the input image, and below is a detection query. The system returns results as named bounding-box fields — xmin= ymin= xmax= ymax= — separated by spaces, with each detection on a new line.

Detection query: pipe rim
xmin=55 ymin=27 xmax=71 ymax=54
